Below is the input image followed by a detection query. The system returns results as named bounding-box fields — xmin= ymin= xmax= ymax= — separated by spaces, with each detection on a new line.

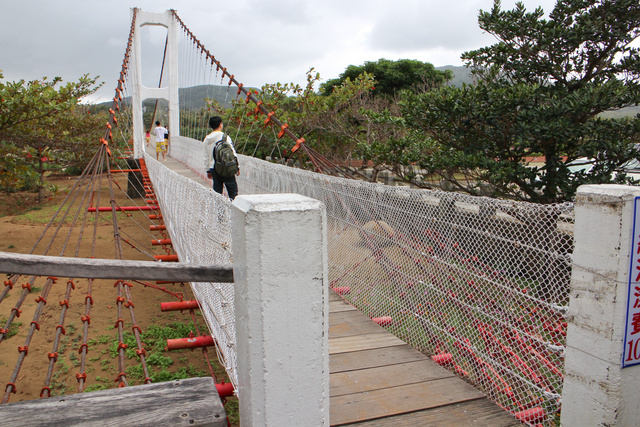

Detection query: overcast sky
xmin=1 ymin=0 xmax=558 ymax=103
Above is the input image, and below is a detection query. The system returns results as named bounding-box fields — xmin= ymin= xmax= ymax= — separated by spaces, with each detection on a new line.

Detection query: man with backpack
xmin=203 ymin=116 xmax=239 ymax=200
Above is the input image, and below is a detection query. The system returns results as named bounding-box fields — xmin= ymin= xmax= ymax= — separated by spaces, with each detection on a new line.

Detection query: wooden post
xmin=232 ymin=194 xmax=329 ymax=426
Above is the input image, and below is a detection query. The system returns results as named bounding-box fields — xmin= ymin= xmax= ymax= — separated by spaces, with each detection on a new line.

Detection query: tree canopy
xmin=394 ymin=0 xmax=640 ymax=203
xmin=320 ymin=58 xmax=452 ymax=97
xmin=0 ymin=73 xmax=103 ymax=198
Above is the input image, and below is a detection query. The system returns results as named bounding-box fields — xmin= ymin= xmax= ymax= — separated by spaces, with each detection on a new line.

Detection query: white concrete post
xmin=562 ymin=184 xmax=640 ymax=426
xmin=130 ymin=9 xmax=180 ymax=159
xmin=231 ymin=194 xmax=329 ymax=427
xmin=166 ymin=13 xmax=180 ymax=138
xmin=130 ymin=7 xmax=144 ymax=159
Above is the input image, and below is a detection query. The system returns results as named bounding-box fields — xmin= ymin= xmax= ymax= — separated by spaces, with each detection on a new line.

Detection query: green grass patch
xmin=0 ymin=316 xmax=23 ymax=339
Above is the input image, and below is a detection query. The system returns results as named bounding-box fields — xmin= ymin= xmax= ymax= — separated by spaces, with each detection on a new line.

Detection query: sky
xmin=1 ymin=0 xmax=558 ymax=104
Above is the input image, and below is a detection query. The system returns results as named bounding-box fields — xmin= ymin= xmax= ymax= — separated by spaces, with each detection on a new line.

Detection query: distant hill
xmin=436 ymin=65 xmax=474 ymax=87
xmin=178 ymin=85 xmax=254 ymax=110
xmin=91 ymin=75 xmax=638 ymax=119
xmin=600 ymin=105 xmax=640 ymax=119
xmin=93 ymin=84 xmax=256 ymax=110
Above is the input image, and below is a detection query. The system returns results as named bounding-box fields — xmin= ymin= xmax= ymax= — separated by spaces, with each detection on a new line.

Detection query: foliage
xmin=258 ymin=69 xmax=379 ymax=162
xmin=221 ymin=68 xmax=403 ymax=181
xmin=320 ymin=58 xmax=452 ymax=97
xmin=393 ymin=0 xmax=640 ymax=203
xmin=0 ymin=72 xmax=104 ymax=198
xmin=197 ymin=61 xmax=448 ymax=183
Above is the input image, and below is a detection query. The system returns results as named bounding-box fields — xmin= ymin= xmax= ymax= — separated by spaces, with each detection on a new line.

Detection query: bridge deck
xmin=153 ymin=151 xmax=518 ymax=425
xmin=328 ymin=291 xmax=517 ymax=426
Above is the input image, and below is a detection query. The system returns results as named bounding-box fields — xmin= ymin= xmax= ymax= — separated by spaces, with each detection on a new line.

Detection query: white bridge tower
xmin=129 ymin=8 xmax=180 ymax=159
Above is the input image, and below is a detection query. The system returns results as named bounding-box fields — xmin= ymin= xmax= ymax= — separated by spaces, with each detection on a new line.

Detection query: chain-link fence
xmin=155 ymin=135 xmax=574 ymax=424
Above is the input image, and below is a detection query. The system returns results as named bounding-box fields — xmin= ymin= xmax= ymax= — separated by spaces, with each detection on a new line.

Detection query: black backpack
xmin=214 ymin=134 xmax=239 ymax=178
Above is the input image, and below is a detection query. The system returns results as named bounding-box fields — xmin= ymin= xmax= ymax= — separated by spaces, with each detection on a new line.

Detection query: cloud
xmin=0 ymin=0 xmax=559 ymax=103
xmin=368 ymin=1 xmax=494 ymax=53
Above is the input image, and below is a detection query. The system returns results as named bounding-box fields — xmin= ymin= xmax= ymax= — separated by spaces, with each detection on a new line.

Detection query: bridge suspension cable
xmin=170 ymin=9 xmax=367 ymax=180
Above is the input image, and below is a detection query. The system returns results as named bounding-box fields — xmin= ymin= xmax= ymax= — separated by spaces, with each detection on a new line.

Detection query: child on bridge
xmin=154 ymin=121 xmax=168 ymax=161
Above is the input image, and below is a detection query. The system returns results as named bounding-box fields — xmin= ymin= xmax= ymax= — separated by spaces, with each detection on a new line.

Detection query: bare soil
xmin=0 ymin=173 xmax=237 ymax=422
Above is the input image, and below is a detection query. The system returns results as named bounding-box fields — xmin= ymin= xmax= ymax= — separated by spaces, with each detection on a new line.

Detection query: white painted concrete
xmin=232 ymin=194 xmax=330 ymax=426
xmin=131 ymin=9 xmax=180 ymax=159
xmin=562 ymin=184 xmax=640 ymax=426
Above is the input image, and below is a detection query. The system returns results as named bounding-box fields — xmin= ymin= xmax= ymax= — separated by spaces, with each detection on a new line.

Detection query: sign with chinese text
xmin=624 ymin=197 xmax=640 ymax=367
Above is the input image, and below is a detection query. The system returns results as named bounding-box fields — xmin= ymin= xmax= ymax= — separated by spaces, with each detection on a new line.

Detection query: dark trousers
xmin=212 ymin=169 xmax=238 ymax=200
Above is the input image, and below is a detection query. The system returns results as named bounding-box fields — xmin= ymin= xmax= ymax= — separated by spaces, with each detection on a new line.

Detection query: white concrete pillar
xmin=231 ymin=194 xmax=329 ymax=426
xmin=130 ymin=9 xmax=180 ymax=159
xmin=562 ymin=184 xmax=640 ymax=426
xmin=166 ymin=12 xmax=180 ymax=138
xmin=130 ymin=7 xmax=144 ymax=159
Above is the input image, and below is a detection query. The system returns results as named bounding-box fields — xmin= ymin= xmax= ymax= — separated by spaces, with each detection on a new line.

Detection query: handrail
xmin=0 ymin=252 xmax=233 ymax=282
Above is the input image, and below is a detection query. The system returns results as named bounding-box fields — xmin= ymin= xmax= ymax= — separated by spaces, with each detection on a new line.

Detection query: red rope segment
xmin=172 ymin=9 xmax=367 ymax=180
xmin=171 ymin=12 xmax=304 ymax=154
xmin=74 ymin=142 xmax=112 ymax=393
xmin=2 ymin=276 xmax=57 ymax=404
xmin=120 ymin=281 xmax=150 ymax=384
xmin=0 ymin=277 xmax=36 ymax=346
xmin=188 ymin=309 xmax=218 ymax=383
xmin=98 ymin=7 xmax=137 ymax=156
xmin=113 ymin=280 xmax=129 ymax=388
xmin=41 ymin=278 xmax=77 ymax=398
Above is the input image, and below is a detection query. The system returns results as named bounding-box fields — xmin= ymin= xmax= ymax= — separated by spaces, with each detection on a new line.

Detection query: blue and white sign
xmin=623 ymin=197 xmax=640 ymax=367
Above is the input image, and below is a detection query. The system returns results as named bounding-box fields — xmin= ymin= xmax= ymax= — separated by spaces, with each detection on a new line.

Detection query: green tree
xmin=398 ymin=0 xmax=640 ymax=203
xmin=0 ymin=73 xmax=102 ymax=199
xmin=320 ymin=58 xmax=452 ymax=97
xmin=242 ymin=69 xmax=397 ymax=179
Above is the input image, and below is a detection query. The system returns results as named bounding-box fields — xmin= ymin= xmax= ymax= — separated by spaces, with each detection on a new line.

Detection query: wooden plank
xmin=330 ymin=320 xmax=384 ymax=338
xmin=330 ymin=300 xmax=358 ymax=313
xmin=339 ymin=399 xmax=519 ymax=426
xmin=0 ymin=377 xmax=226 ymax=427
xmin=330 ymin=360 xmax=455 ymax=397
xmin=330 ymin=309 xmax=375 ymax=325
xmin=330 ymin=313 xmax=388 ymax=338
xmin=0 ymin=251 xmax=233 ymax=282
xmin=329 ymin=291 xmax=343 ymax=301
xmin=330 ymin=378 xmax=487 ymax=425
xmin=330 ymin=344 xmax=430 ymax=374
xmin=329 ymin=332 xmax=406 ymax=354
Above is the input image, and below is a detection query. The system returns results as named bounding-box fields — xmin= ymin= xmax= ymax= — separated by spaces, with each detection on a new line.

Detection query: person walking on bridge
xmin=153 ymin=121 xmax=168 ymax=161
xmin=203 ymin=116 xmax=239 ymax=200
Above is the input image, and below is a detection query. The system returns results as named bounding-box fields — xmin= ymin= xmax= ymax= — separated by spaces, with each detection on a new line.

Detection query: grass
xmin=72 ymin=317 xmax=239 ymax=425
xmin=13 ymin=204 xmax=131 ymax=226
xmin=0 ymin=316 xmax=23 ymax=339
xmin=81 ymin=321 xmax=217 ymax=386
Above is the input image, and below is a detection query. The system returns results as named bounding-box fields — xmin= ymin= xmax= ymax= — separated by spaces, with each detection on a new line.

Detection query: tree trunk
xmin=543 ymin=144 xmax=558 ymax=204
xmin=37 ymin=147 xmax=45 ymax=203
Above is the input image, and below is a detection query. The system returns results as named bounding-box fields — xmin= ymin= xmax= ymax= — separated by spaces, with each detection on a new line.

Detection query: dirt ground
xmin=0 ymin=173 xmax=237 ymax=422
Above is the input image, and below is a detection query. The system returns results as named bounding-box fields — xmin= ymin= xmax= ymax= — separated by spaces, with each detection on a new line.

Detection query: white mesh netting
xmin=151 ymin=135 xmax=572 ymax=423
xmin=144 ymin=152 xmax=238 ymax=389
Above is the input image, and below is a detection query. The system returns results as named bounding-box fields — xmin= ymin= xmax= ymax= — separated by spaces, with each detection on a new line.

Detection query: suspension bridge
xmin=1 ymin=7 xmax=616 ymax=426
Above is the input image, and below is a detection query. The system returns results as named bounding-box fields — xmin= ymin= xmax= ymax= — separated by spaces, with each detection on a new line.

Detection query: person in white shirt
xmin=154 ymin=121 xmax=168 ymax=160
xmin=203 ymin=116 xmax=239 ymax=200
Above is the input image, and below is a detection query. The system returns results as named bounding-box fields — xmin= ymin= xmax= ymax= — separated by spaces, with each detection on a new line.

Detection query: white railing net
xmin=153 ymin=135 xmax=573 ymax=424
xmin=144 ymin=152 xmax=238 ymax=389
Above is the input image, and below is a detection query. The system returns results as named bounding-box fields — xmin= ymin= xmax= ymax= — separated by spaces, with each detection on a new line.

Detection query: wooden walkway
xmin=328 ymin=291 xmax=518 ymax=426
xmin=154 ymin=151 xmax=519 ymax=425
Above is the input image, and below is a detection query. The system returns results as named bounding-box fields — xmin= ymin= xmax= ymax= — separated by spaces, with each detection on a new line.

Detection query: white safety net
xmin=152 ymin=135 xmax=572 ymax=424
xmin=144 ymin=152 xmax=238 ymax=389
